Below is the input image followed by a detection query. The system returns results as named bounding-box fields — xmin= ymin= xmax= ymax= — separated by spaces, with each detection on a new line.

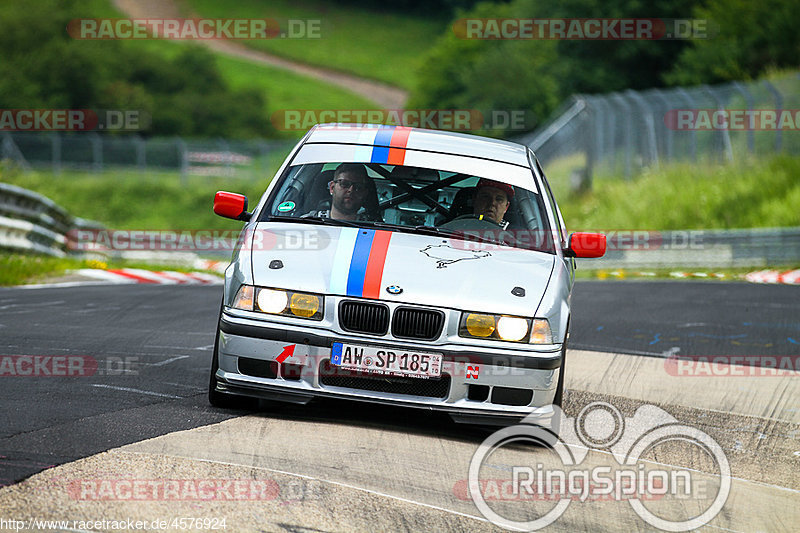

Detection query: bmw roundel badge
xmin=386 ymin=285 xmax=403 ymax=295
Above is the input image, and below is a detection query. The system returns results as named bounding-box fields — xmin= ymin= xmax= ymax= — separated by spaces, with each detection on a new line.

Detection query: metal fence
xmin=520 ymin=73 xmax=800 ymax=185
xmin=576 ymin=227 xmax=800 ymax=271
xmin=1 ymin=132 xmax=295 ymax=181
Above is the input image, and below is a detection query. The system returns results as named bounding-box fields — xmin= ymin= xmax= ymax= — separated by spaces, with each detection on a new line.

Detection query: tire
xmin=208 ymin=308 xmax=256 ymax=409
xmin=553 ymin=338 xmax=567 ymax=408
xmin=550 ymin=322 xmax=569 ymax=436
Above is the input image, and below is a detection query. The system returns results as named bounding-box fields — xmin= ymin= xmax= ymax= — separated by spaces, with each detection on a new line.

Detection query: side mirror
xmin=565 ymin=232 xmax=606 ymax=258
xmin=214 ymin=191 xmax=251 ymax=221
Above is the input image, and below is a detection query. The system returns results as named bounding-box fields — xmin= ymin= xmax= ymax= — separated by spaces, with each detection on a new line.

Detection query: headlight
xmin=464 ymin=313 xmax=495 ymax=337
xmin=497 ymin=316 xmax=529 ymax=341
xmin=459 ymin=313 xmax=554 ymax=344
xmin=257 ymin=288 xmax=288 ymax=314
xmin=231 ymin=285 xmax=323 ymax=320
xmin=460 ymin=312 xmax=530 ymax=343
xmin=289 ymin=292 xmax=320 ymax=318
xmin=529 ymin=319 xmax=553 ymax=344
xmin=231 ymin=285 xmax=254 ymax=310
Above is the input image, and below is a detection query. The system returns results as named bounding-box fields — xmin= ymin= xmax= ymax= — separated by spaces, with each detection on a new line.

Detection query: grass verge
xmin=87 ymin=0 xmax=377 ymax=137
xmin=0 ymin=253 xmax=222 ymax=287
xmin=184 ymin=0 xmax=445 ymax=91
xmin=574 ymin=265 xmax=800 ymax=281
xmin=1 ymin=165 xmax=265 ymax=231
xmin=555 ymin=154 xmax=800 ymax=230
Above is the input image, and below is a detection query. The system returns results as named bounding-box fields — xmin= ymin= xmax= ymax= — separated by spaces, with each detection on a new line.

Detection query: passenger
xmin=473 ymin=178 xmax=513 ymax=229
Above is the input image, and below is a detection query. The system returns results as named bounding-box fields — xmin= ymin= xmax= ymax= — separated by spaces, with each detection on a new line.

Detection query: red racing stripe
xmin=362 ymin=230 xmax=393 ymax=299
xmin=387 ymin=127 xmax=411 ymax=165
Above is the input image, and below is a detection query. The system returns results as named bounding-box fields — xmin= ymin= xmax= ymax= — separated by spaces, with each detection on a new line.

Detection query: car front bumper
xmin=214 ymin=311 xmax=562 ymax=426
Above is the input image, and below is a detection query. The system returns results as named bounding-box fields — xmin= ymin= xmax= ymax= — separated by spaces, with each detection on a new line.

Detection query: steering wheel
xmin=450 ymin=214 xmax=505 ymax=227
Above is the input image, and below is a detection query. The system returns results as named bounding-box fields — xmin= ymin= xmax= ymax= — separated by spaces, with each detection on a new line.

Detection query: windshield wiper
xmin=268 ymin=215 xmax=362 ymax=228
xmin=368 ymin=222 xmax=508 ymax=246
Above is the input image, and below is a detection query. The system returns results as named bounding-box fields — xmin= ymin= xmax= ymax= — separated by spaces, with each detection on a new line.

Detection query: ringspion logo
xmin=467 ymin=402 xmax=730 ymax=530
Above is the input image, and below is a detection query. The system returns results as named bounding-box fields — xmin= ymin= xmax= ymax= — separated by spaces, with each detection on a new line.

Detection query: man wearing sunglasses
xmin=305 ymin=163 xmax=378 ymax=221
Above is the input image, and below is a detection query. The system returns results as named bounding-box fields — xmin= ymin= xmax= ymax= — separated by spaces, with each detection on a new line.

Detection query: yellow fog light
xmin=497 ymin=316 xmax=529 ymax=341
xmin=290 ymin=293 xmax=320 ymax=318
xmin=465 ymin=313 xmax=495 ymax=337
xmin=231 ymin=285 xmax=254 ymax=311
xmin=530 ymin=319 xmax=553 ymax=344
xmin=257 ymin=288 xmax=288 ymax=314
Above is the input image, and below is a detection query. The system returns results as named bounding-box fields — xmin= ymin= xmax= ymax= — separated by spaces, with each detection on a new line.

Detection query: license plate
xmin=331 ymin=343 xmax=442 ymax=378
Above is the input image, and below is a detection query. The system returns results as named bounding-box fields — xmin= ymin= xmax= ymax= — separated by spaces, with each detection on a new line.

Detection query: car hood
xmin=248 ymin=222 xmax=555 ymax=316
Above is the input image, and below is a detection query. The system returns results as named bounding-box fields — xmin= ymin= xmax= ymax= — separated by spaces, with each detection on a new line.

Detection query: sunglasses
xmin=335 ymin=179 xmax=366 ymax=192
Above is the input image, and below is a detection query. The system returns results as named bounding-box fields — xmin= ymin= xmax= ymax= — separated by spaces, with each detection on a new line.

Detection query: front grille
xmin=319 ymin=360 xmax=450 ymax=398
xmin=392 ymin=307 xmax=444 ymax=340
xmin=339 ymin=301 xmax=389 ymax=335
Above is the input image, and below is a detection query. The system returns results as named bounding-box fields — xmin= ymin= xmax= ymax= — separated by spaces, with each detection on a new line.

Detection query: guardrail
xmin=0 ymin=183 xmax=82 ymax=257
xmin=577 ymin=227 xmax=800 ymax=270
xmin=0 ymin=183 xmax=225 ymax=266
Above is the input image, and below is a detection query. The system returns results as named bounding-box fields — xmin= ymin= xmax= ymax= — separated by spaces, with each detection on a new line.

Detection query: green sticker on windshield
xmin=277 ymin=201 xmax=295 ymax=212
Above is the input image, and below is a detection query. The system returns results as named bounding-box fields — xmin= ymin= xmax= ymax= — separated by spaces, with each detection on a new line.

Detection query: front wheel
xmin=208 ymin=312 xmax=256 ymax=409
xmin=553 ymin=324 xmax=569 ymax=408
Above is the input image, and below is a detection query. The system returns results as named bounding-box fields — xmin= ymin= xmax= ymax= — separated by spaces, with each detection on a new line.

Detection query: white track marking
xmin=149 ymin=355 xmax=191 ymax=367
xmin=90 ymin=384 xmax=182 ymax=399
xmin=121 ymin=451 xmax=491 ymax=525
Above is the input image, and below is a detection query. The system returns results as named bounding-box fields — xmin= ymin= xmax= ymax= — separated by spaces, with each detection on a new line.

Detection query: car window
xmin=533 ymin=157 xmax=567 ymax=247
xmin=260 ymin=162 xmax=555 ymax=253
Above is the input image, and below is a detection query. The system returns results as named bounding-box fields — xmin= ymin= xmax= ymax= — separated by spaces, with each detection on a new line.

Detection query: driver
xmin=304 ymin=164 xmax=376 ymax=221
xmin=473 ymin=178 xmax=513 ymax=229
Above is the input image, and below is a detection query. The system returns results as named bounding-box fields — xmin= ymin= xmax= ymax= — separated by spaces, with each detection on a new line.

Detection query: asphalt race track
xmin=1 ymin=281 xmax=798 ymax=531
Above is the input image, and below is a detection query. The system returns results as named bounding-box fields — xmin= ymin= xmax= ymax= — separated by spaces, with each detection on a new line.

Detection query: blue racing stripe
xmin=370 ymin=126 xmax=395 ymax=163
xmin=346 ymin=229 xmax=375 ymax=296
xmin=373 ymin=126 xmax=395 ymax=146
xmin=370 ymin=145 xmax=389 ymax=163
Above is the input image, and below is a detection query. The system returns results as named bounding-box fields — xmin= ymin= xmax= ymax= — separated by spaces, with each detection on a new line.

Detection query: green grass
xmin=129 ymin=38 xmax=380 ymax=136
xmin=183 ymin=0 xmax=445 ymax=90
xmin=0 ymin=253 xmax=222 ymax=286
xmin=555 ymin=154 xmax=800 ymax=231
xmin=83 ymin=0 xmax=378 ymax=138
xmin=1 ymin=166 xmax=270 ymax=231
xmin=0 ymin=253 xmax=87 ymax=286
xmin=574 ymin=265 xmax=800 ymax=281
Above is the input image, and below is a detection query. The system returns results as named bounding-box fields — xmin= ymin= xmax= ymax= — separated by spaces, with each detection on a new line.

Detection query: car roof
xmin=304 ymin=124 xmax=531 ymax=168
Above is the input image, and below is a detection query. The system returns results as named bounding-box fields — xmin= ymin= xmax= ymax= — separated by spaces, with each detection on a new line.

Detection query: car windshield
xmin=261 ymin=162 xmax=555 ymax=253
